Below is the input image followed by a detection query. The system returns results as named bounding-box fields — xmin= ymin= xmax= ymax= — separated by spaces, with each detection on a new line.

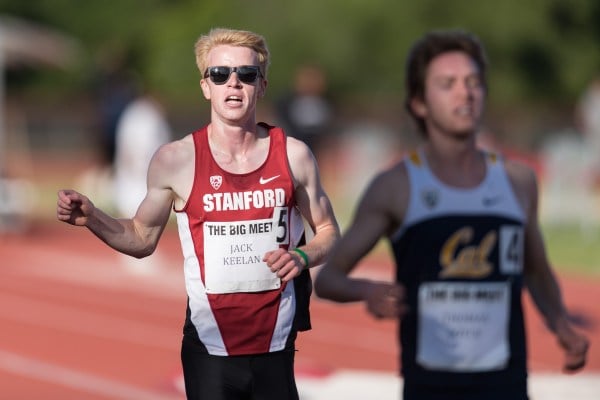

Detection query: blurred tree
xmin=0 ymin=0 xmax=598 ymax=120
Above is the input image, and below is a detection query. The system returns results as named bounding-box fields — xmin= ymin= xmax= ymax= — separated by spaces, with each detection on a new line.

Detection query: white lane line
xmin=0 ymin=292 xmax=179 ymax=350
xmin=3 ymin=246 xmax=185 ymax=300
xmin=0 ymin=349 xmax=183 ymax=400
xmin=296 ymin=370 xmax=600 ymax=400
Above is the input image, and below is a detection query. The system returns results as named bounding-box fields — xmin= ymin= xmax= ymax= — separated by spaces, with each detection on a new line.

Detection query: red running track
xmin=0 ymin=220 xmax=598 ymax=399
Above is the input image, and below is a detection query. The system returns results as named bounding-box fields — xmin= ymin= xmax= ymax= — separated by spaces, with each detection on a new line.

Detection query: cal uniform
xmin=175 ymin=123 xmax=311 ymax=357
xmin=392 ymin=150 xmax=528 ymax=397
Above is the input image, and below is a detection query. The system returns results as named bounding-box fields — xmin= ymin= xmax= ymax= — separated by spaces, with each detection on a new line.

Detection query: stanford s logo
xmin=210 ymin=175 xmax=222 ymax=190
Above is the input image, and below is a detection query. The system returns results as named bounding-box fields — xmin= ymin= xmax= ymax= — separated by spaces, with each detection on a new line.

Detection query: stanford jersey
xmin=175 ymin=123 xmax=311 ymax=356
xmin=391 ymin=150 xmax=528 ymax=387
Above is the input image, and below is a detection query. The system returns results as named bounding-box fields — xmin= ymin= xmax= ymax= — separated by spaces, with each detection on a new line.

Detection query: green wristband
xmin=292 ymin=248 xmax=309 ymax=268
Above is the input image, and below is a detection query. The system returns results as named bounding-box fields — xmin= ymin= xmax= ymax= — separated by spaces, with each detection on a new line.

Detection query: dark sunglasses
xmin=204 ymin=65 xmax=263 ymax=85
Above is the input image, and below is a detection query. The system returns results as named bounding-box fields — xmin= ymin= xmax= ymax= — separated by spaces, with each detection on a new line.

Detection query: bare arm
xmin=314 ymin=166 xmax=407 ymax=319
xmin=288 ymin=137 xmax=340 ymax=264
xmin=263 ymin=137 xmax=340 ymax=281
xmin=507 ymin=161 xmax=589 ymax=372
xmin=57 ymin=142 xmax=180 ymax=258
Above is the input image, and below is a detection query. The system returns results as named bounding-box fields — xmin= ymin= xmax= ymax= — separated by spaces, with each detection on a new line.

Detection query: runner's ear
xmin=200 ymin=78 xmax=211 ymax=100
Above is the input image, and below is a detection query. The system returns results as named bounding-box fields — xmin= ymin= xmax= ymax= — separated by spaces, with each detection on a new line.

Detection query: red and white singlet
xmin=175 ymin=123 xmax=310 ymax=356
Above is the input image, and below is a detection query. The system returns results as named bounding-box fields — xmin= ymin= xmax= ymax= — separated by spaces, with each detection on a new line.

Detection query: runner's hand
xmin=557 ymin=323 xmax=589 ymax=372
xmin=56 ymin=189 xmax=95 ymax=226
xmin=365 ymin=282 xmax=407 ymax=319
xmin=263 ymin=248 xmax=304 ymax=282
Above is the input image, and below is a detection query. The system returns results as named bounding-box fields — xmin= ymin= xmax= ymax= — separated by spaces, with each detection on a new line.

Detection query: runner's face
xmin=200 ymin=45 xmax=267 ymax=125
xmin=413 ymin=51 xmax=485 ymax=139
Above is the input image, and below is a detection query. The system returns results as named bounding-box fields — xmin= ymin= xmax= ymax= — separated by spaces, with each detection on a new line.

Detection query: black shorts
xmin=181 ymin=337 xmax=299 ymax=400
xmin=403 ymin=380 xmax=529 ymax=400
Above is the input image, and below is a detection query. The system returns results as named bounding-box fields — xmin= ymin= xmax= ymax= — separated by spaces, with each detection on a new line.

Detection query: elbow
xmin=313 ymin=276 xmax=324 ymax=298
xmin=132 ymin=252 xmax=151 ymax=259
xmin=130 ymin=243 xmax=156 ymax=259
xmin=313 ymin=270 xmax=333 ymax=300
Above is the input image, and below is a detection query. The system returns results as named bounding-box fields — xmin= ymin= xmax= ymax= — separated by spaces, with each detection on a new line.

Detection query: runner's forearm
xmin=85 ymin=208 xmax=156 ymax=258
xmin=298 ymin=223 xmax=340 ymax=268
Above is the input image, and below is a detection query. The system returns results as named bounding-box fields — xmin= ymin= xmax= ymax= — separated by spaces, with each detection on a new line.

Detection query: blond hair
xmin=194 ymin=28 xmax=270 ymax=78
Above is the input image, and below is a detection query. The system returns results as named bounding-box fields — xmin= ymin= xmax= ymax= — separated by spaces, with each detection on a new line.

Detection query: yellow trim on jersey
xmin=409 ymin=150 xmax=422 ymax=166
xmin=486 ymin=151 xmax=498 ymax=164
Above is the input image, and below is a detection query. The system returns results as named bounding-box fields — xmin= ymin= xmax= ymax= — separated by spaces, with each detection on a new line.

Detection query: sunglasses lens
xmin=209 ymin=66 xmax=231 ymax=84
xmin=237 ymin=67 xmax=259 ymax=83
xmin=206 ymin=66 xmax=261 ymax=85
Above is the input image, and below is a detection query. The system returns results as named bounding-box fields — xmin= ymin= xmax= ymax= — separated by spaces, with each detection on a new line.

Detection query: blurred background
xmin=1 ymin=0 xmax=599 ymax=270
xmin=0 ymin=1 xmax=599 ymax=399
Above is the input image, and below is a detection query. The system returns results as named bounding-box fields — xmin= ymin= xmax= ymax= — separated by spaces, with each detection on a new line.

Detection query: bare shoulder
xmin=286 ymin=135 xmax=313 ymax=165
xmin=357 ymin=161 xmax=409 ymax=227
xmin=285 ymin=136 xmax=317 ymax=185
xmin=147 ymin=134 xmax=195 ymax=203
xmin=503 ymin=158 xmax=539 ymax=217
xmin=369 ymin=161 xmax=408 ymax=193
xmin=152 ymin=134 xmax=195 ymax=170
xmin=504 ymin=158 xmax=538 ymax=195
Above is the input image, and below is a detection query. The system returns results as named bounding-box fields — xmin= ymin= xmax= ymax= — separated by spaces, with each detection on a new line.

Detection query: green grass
xmin=542 ymin=223 xmax=600 ymax=276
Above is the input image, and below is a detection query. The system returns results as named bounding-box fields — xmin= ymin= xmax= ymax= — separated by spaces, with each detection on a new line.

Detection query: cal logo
xmin=439 ymin=226 xmax=496 ymax=279
xmin=210 ymin=175 xmax=222 ymax=190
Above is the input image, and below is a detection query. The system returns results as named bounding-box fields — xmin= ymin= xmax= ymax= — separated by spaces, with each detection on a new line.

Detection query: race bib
xmin=203 ymin=215 xmax=283 ymax=294
xmin=417 ymin=281 xmax=510 ymax=371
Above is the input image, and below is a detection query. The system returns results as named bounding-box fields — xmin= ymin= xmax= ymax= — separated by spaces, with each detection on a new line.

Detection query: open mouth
xmin=226 ymin=95 xmax=243 ymax=103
